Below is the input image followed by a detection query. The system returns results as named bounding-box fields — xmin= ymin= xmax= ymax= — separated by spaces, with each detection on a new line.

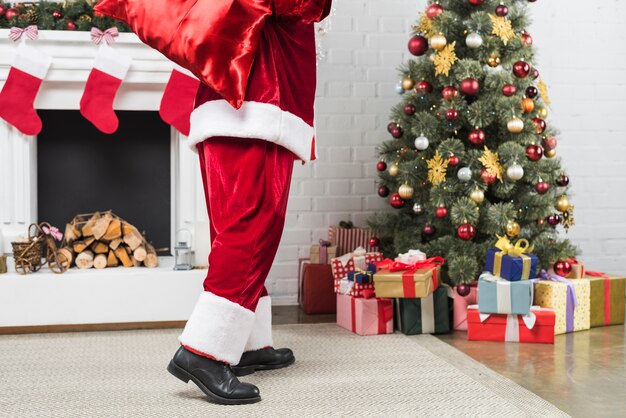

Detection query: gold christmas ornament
xmin=556 ymin=195 xmax=570 ymax=213
xmin=545 ymin=149 xmax=557 ymax=158
xmin=430 ymin=34 xmax=447 ymax=51
xmin=479 ymin=146 xmax=504 ymax=182
xmin=388 ymin=164 xmax=400 ymax=177
xmin=398 ymin=183 xmax=415 ymax=199
xmin=538 ymin=79 xmax=552 ymax=108
xmin=433 ymin=42 xmax=458 ymax=77
xmin=470 ymin=188 xmax=485 ymax=204
xmin=427 ymin=151 xmax=449 ymax=185
xmin=489 ymin=14 xmax=515 ymax=45
xmin=487 ymin=55 xmax=501 ymax=68
xmin=537 ymin=106 xmax=548 ymax=118
xmin=505 ymin=220 xmax=521 ymax=237
xmin=507 ymin=117 xmax=524 ymax=133
xmin=562 ymin=205 xmax=575 ymax=232
xmin=521 ymin=98 xmax=535 ymax=113
xmin=402 ymin=77 xmax=415 ymax=90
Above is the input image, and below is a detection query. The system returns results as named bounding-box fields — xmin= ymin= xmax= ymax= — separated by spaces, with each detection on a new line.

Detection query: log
xmin=133 ymin=245 xmax=147 ymax=262
xmin=72 ymin=240 xmax=89 ymax=253
xmin=93 ymin=254 xmax=108 ymax=269
xmin=64 ymin=222 xmax=81 ymax=244
xmin=81 ymin=212 xmax=101 ymax=237
xmin=131 ymin=255 xmax=142 ymax=267
xmin=102 ymin=218 xmax=122 ymax=241
xmin=144 ymin=243 xmax=158 ymax=268
xmin=0 ymin=255 xmax=7 ymax=274
xmin=92 ymin=213 xmax=113 ymax=240
xmin=115 ymin=247 xmax=134 ymax=268
xmin=58 ymin=248 xmax=74 ymax=267
xmin=91 ymin=241 xmax=110 ymax=254
xmin=109 ymin=238 xmax=123 ymax=250
xmin=122 ymin=223 xmax=144 ymax=251
xmin=106 ymin=250 xmax=119 ymax=267
xmin=75 ymin=250 xmax=94 ymax=269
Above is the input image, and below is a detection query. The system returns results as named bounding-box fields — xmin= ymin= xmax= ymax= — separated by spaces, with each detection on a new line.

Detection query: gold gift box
xmin=373 ymin=266 xmax=440 ymax=299
xmin=310 ymin=245 xmax=337 ymax=265
xmin=587 ymin=274 xmax=625 ymax=328
xmin=534 ymin=279 xmax=590 ymax=335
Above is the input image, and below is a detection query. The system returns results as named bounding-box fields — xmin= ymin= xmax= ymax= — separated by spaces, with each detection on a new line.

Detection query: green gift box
xmin=395 ymin=286 xmax=453 ymax=335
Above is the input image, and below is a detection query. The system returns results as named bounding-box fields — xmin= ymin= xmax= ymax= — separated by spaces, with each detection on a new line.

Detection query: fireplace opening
xmin=37 ymin=110 xmax=172 ymax=254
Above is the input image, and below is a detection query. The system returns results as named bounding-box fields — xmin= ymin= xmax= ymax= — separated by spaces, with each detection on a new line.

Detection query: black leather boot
xmin=231 ymin=347 xmax=295 ymax=377
xmin=167 ymin=346 xmax=261 ymax=405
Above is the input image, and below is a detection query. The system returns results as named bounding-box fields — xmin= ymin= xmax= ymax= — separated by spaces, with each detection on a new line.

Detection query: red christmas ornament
xmin=377 ymin=161 xmax=387 ymax=172
xmin=416 ymin=80 xmax=433 ymax=94
xmin=535 ymin=181 xmax=550 ymax=194
xmin=387 ymin=122 xmax=397 ymax=133
xmin=378 ymin=186 xmax=390 ymax=198
xmin=66 ymin=20 xmax=77 ymax=31
xmin=0 ymin=5 xmax=6 ymax=17
xmin=404 ymin=104 xmax=416 ymax=116
xmin=436 ymin=207 xmax=448 ymax=218
xmin=557 ymin=175 xmax=570 ymax=187
xmin=448 ymin=155 xmax=460 ymax=167
xmin=445 ymin=108 xmax=459 ymax=121
xmin=554 ymin=260 xmax=572 ymax=277
xmin=456 ymin=284 xmax=471 ymax=297
xmin=481 ymin=169 xmax=497 ymax=185
xmin=513 ymin=61 xmax=531 ymax=78
xmin=526 ymin=86 xmax=538 ymax=99
xmin=423 ymin=225 xmax=436 ymax=235
xmin=531 ymin=68 xmax=540 ymax=79
xmin=526 ymin=144 xmax=543 ymax=161
xmin=468 ymin=129 xmax=486 ymax=146
xmin=468 ymin=0 xmax=485 ymax=5
xmin=408 ymin=35 xmax=429 ymax=56
xmin=547 ymin=214 xmax=561 ymax=226
xmin=521 ymin=32 xmax=533 ymax=45
xmin=426 ymin=4 xmax=444 ymax=19
xmin=460 ymin=78 xmax=480 ymax=96
xmin=457 ymin=223 xmax=476 ymax=241
xmin=391 ymin=126 xmax=403 ymax=139
xmin=533 ymin=118 xmax=547 ymax=134
xmin=442 ymin=86 xmax=459 ymax=101
xmin=390 ymin=193 xmax=406 ymax=209
xmin=542 ymin=136 xmax=557 ymax=150
xmin=52 ymin=10 xmax=62 ymax=19
xmin=502 ymin=84 xmax=517 ymax=97
xmin=5 ymin=7 xmax=19 ymax=20
xmin=369 ymin=237 xmax=380 ymax=248
xmin=496 ymin=4 xmax=509 ymax=16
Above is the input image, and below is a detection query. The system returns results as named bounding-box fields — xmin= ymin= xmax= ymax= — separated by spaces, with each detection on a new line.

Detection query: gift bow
xmin=319 ymin=239 xmax=331 ymax=248
xmin=388 ymin=256 xmax=445 ymax=272
xmin=495 ymin=235 xmax=534 ymax=258
xmin=91 ymin=27 xmax=119 ymax=45
xmin=535 ymin=269 xmax=579 ymax=333
xmin=9 ymin=25 xmax=39 ymax=42
xmin=42 ymin=225 xmax=63 ymax=241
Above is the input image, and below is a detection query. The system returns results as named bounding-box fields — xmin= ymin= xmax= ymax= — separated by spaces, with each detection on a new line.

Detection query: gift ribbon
xmin=534 ymin=270 xmax=578 ymax=333
xmin=493 ymin=235 xmax=534 ymax=280
xmin=420 ymin=293 xmax=436 ymax=334
xmin=9 ymin=25 xmax=38 ymax=42
xmin=388 ymin=257 xmax=444 ymax=298
xmin=42 ymin=225 xmax=62 ymax=241
xmin=318 ymin=239 xmax=331 ymax=264
xmin=587 ymin=271 xmax=611 ymax=325
xmin=91 ymin=27 xmax=119 ymax=45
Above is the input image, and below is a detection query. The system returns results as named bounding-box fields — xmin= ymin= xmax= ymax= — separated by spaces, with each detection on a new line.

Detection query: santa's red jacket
xmin=95 ymin=0 xmax=332 ymax=162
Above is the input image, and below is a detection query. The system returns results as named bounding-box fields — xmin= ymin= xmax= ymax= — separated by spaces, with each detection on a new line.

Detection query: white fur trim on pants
xmin=188 ymin=100 xmax=316 ymax=163
xmin=244 ymin=296 xmax=274 ymax=352
xmin=178 ymin=292 xmax=256 ymax=365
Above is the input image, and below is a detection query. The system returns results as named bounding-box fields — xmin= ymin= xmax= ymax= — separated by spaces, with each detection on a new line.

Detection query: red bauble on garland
xmin=502 ymin=84 xmax=517 ymax=97
xmin=378 ymin=186 xmax=390 ymax=198
xmin=445 ymin=108 xmax=459 ymax=121
xmin=404 ymin=104 xmax=416 ymax=116
xmin=0 ymin=5 xmax=7 ymax=17
xmin=442 ymin=86 xmax=459 ymax=101
xmin=460 ymin=78 xmax=480 ymax=95
xmin=52 ymin=10 xmax=62 ymax=19
xmin=408 ymin=35 xmax=429 ymax=56
xmin=496 ymin=5 xmax=509 ymax=16
xmin=513 ymin=61 xmax=531 ymax=78
xmin=416 ymin=80 xmax=433 ymax=94
xmin=554 ymin=260 xmax=572 ymax=277
xmin=390 ymin=193 xmax=406 ymax=209
xmin=535 ymin=181 xmax=550 ymax=194
xmin=533 ymin=118 xmax=547 ymax=134
xmin=526 ymin=144 xmax=543 ymax=161
xmin=66 ymin=20 xmax=77 ymax=31
xmin=377 ymin=161 xmax=387 ymax=171
xmin=369 ymin=237 xmax=380 ymax=248
xmin=436 ymin=207 xmax=448 ymax=218
xmin=426 ymin=4 xmax=444 ymax=19
xmin=448 ymin=155 xmax=460 ymax=167
xmin=457 ymin=223 xmax=476 ymax=241
xmin=468 ymin=129 xmax=486 ymax=146
xmin=481 ymin=169 xmax=497 ymax=185
xmin=5 ymin=7 xmax=19 ymax=20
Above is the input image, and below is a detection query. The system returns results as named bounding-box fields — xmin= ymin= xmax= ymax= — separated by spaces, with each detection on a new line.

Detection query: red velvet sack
xmin=299 ymin=262 xmax=336 ymax=314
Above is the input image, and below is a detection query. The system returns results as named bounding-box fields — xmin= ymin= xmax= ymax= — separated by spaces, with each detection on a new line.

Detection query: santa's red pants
xmin=178 ymin=137 xmax=295 ymax=364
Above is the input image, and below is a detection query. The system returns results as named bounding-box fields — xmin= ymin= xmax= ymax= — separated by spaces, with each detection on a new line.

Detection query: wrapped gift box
xmin=453 ymin=284 xmax=478 ymax=331
xmin=533 ymin=275 xmax=590 ymax=335
xmin=567 ymin=260 xmax=585 ymax=279
xmin=298 ymin=261 xmax=336 ymax=315
xmin=467 ymin=306 xmax=555 ymax=344
xmin=337 ymin=278 xmax=375 ymax=298
xmin=347 ymin=270 xmax=373 ymax=284
xmin=328 ymin=225 xmax=376 ymax=256
xmin=310 ymin=242 xmax=338 ymax=265
xmin=478 ymin=272 xmax=533 ymax=315
xmin=331 ymin=248 xmax=383 ymax=297
xmin=336 ymin=294 xmax=393 ymax=336
xmin=485 ymin=247 xmax=538 ymax=282
xmin=395 ymin=286 xmax=453 ymax=335
xmin=374 ymin=263 xmax=440 ymax=299
xmin=586 ymin=273 xmax=625 ymax=327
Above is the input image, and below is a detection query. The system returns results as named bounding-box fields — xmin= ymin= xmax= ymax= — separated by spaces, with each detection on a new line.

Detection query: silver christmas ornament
xmin=507 ymin=164 xmax=524 ymax=181
xmin=395 ymin=81 xmax=405 ymax=95
xmin=457 ymin=167 xmax=472 ymax=182
xmin=466 ymin=32 xmax=483 ymax=49
xmin=413 ymin=203 xmax=424 ymax=214
xmin=414 ymin=135 xmax=429 ymax=151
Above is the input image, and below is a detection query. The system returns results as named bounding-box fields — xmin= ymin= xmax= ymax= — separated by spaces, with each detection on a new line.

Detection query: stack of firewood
xmin=61 ymin=211 xmax=158 ymax=269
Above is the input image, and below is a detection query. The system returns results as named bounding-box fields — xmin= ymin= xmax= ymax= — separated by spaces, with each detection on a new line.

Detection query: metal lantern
xmin=174 ymin=229 xmax=193 ymax=271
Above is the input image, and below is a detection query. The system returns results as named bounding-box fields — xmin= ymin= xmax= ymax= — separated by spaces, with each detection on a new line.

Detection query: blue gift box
xmin=477 ymin=272 xmax=532 ymax=315
xmin=484 ymin=247 xmax=538 ymax=282
xmin=347 ymin=271 xmax=372 ymax=284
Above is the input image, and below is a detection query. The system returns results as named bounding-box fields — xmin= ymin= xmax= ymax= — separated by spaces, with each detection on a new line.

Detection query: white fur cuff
xmin=178 ymin=292 xmax=256 ymax=365
xmin=244 ymin=296 xmax=273 ymax=352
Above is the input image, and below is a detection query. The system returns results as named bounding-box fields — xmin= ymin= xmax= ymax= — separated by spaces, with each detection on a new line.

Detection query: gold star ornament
xmin=489 ymin=14 xmax=515 ymax=45
xmin=427 ymin=151 xmax=449 ymax=185
xmin=414 ymin=13 xmax=435 ymax=38
xmin=479 ymin=147 xmax=505 ymax=182
xmin=433 ymin=42 xmax=457 ymax=77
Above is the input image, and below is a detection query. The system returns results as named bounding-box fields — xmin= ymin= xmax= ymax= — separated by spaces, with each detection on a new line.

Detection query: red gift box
xmin=298 ymin=261 xmax=336 ymax=314
xmin=328 ymin=225 xmax=376 ymax=256
xmin=453 ymin=284 xmax=478 ymax=331
xmin=331 ymin=249 xmax=382 ymax=298
xmin=336 ymin=294 xmax=393 ymax=336
xmin=467 ymin=306 xmax=556 ymax=344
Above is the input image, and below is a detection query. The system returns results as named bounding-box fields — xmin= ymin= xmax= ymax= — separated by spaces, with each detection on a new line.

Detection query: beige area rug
xmin=0 ymin=324 xmax=568 ymax=418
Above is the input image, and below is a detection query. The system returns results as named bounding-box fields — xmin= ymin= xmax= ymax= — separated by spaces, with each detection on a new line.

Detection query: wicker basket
xmin=11 ymin=223 xmax=44 ymax=274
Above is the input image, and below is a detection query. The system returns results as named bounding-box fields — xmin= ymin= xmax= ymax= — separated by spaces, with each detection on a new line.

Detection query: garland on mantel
xmin=0 ymin=1 xmax=130 ymax=32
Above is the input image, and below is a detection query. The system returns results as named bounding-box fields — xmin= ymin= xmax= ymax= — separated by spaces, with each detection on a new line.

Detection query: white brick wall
xmin=269 ymin=0 xmax=626 ymax=304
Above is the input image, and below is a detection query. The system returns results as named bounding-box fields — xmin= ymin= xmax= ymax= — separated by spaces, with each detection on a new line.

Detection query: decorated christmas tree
xmin=368 ymin=0 xmax=578 ymax=287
